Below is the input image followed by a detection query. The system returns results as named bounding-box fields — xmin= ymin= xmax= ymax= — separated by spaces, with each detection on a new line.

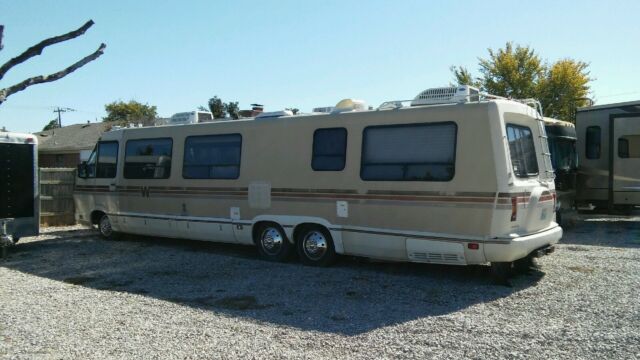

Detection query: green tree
xmin=451 ymin=42 xmax=591 ymax=122
xmin=286 ymin=107 xmax=300 ymax=115
xmin=226 ymin=101 xmax=240 ymax=119
xmin=208 ymin=96 xmax=226 ymax=119
xmin=537 ymin=59 xmax=591 ymax=120
xmin=450 ymin=66 xmax=481 ymax=88
xmin=103 ymin=100 xmax=157 ymax=125
xmin=42 ymin=119 xmax=59 ymax=131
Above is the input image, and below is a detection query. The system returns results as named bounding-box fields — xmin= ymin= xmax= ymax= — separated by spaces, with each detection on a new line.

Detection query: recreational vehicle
xmin=74 ymin=86 xmax=561 ymax=277
xmin=0 ymin=131 xmax=39 ymax=250
xmin=576 ymin=100 xmax=640 ymax=213
xmin=544 ymin=118 xmax=578 ymax=222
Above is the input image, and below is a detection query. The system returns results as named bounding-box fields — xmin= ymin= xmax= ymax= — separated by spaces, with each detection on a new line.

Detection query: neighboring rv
xmin=544 ymin=118 xmax=578 ymax=222
xmin=576 ymin=100 xmax=640 ymax=213
xmin=74 ymin=86 xmax=561 ymax=278
xmin=0 ymin=131 xmax=39 ymax=248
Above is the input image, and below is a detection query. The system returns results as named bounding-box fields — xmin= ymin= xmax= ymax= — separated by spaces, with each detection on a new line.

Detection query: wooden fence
xmin=40 ymin=168 xmax=76 ymax=226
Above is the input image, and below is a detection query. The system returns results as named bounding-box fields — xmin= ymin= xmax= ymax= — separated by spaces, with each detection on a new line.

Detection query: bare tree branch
xmin=0 ymin=20 xmax=94 ymax=81
xmin=0 ymin=43 xmax=106 ymax=105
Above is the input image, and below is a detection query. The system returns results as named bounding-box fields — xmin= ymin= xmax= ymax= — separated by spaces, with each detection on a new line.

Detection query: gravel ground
xmin=1 ymin=215 xmax=639 ymax=359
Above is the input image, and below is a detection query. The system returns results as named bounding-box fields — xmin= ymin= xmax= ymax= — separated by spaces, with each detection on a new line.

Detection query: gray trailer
xmin=576 ymin=100 xmax=640 ymax=213
xmin=0 ymin=131 xmax=39 ymax=253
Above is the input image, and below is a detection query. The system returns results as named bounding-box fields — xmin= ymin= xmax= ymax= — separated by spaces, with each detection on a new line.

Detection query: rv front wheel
xmin=256 ymin=224 xmax=293 ymax=262
xmin=98 ymin=215 xmax=119 ymax=240
xmin=297 ymin=226 xmax=337 ymax=267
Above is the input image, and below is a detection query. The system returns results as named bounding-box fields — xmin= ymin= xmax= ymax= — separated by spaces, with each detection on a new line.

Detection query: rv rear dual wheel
xmin=296 ymin=226 xmax=337 ymax=267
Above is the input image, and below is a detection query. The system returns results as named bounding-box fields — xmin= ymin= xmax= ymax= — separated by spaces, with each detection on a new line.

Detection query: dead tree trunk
xmin=0 ymin=20 xmax=105 ymax=106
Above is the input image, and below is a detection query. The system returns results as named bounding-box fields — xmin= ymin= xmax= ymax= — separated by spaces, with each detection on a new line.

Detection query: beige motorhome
xmin=74 ymin=86 xmax=561 ymax=278
xmin=576 ymin=100 xmax=640 ymax=213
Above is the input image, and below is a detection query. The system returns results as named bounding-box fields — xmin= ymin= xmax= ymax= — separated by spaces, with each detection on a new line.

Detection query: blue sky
xmin=1 ymin=0 xmax=639 ymax=133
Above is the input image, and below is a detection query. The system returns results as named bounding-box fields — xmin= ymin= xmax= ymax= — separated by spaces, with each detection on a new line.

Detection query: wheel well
xmin=90 ymin=210 xmax=105 ymax=225
xmin=252 ymin=221 xmax=281 ymax=245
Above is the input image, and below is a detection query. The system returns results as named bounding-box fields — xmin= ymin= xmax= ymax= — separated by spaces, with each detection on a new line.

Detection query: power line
xmin=53 ymin=107 xmax=75 ymax=127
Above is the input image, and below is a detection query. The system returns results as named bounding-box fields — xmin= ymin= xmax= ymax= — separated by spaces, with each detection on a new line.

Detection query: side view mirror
xmin=77 ymin=162 xmax=88 ymax=178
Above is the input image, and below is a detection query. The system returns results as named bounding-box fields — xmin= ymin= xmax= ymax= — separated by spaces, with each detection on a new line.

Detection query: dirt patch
xmin=213 ymin=295 xmax=272 ymax=310
xmin=63 ymin=276 xmax=96 ymax=285
xmin=568 ymin=266 xmax=595 ymax=274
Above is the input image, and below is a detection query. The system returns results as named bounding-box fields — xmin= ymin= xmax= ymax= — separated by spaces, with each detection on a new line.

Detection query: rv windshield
xmin=548 ymin=137 xmax=577 ymax=171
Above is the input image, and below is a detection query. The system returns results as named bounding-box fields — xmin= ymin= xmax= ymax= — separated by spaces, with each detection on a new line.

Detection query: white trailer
xmin=0 ymin=131 xmax=39 ymax=253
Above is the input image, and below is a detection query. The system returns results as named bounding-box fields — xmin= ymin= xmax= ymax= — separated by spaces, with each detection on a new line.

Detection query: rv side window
xmin=96 ymin=141 xmax=118 ymax=178
xmin=361 ymin=122 xmax=456 ymax=181
xmin=585 ymin=126 xmax=601 ymax=159
xmin=183 ymin=134 xmax=242 ymax=179
xmin=124 ymin=138 xmax=173 ymax=179
xmin=619 ymin=135 xmax=640 ymax=158
xmin=506 ymin=124 xmax=539 ymax=178
xmin=312 ymin=128 xmax=347 ymax=171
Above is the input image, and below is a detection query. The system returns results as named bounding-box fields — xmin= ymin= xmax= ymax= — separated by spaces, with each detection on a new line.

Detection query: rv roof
xmin=577 ymin=99 xmax=640 ymax=112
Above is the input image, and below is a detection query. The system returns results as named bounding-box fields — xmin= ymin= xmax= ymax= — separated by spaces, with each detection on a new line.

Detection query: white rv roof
xmin=0 ymin=131 xmax=38 ymax=144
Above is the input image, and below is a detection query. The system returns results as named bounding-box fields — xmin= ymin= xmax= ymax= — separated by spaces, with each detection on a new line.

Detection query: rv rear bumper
xmin=484 ymin=225 xmax=562 ymax=263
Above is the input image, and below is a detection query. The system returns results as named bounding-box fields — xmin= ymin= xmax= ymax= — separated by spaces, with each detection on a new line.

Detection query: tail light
xmin=511 ymin=197 xmax=518 ymax=221
xmin=552 ymin=193 xmax=557 ymax=211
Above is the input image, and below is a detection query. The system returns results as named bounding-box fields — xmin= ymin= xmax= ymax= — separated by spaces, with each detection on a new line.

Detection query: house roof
xmin=34 ymin=122 xmax=110 ymax=153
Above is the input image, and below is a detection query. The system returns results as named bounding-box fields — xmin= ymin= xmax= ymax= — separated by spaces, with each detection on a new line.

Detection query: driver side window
xmin=86 ymin=147 xmax=97 ymax=178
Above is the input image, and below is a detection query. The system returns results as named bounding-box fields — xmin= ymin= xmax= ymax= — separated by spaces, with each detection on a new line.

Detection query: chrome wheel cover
xmin=303 ymin=231 xmax=328 ymax=260
xmin=260 ymin=227 xmax=284 ymax=255
xmin=99 ymin=216 xmax=112 ymax=237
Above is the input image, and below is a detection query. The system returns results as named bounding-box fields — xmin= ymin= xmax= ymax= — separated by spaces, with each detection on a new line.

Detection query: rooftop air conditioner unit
xmin=411 ymin=85 xmax=479 ymax=106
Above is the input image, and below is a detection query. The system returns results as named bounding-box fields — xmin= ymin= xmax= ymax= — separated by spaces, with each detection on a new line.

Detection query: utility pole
xmin=53 ymin=107 xmax=75 ymax=127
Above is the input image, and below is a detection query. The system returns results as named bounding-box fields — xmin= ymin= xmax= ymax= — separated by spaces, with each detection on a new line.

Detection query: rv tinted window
xmin=96 ymin=141 xmax=118 ymax=178
xmin=619 ymin=135 xmax=640 ymax=158
xmin=312 ymin=128 xmax=347 ymax=171
xmin=361 ymin=122 xmax=456 ymax=181
xmin=506 ymin=124 xmax=539 ymax=178
xmin=586 ymin=126 xmax=601 ymax=159
xmin=124 ymin=138 xmax=173 ymax=179
xmin=183 ymin=134 xmax=241 ymax=179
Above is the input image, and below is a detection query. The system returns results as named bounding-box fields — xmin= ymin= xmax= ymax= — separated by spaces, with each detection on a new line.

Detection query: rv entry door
xmin=610 ymin=113 xmax=640 ymax=208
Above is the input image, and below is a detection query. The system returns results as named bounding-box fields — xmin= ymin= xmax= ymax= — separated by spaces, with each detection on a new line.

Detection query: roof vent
xmin=255 ymin=110 xmax=293 ymax=120
xmin=411 ymin=85 xmax=479 ymax=106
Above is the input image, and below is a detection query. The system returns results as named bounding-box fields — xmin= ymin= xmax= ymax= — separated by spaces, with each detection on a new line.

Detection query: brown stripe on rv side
xmin=272 ymin=187 xmax=358 ymax=194
xmin=366 ymin=190 xmax=497 ymax=198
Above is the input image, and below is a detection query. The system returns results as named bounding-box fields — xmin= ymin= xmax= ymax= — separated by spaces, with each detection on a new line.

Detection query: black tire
xmin=491 ymin=261 xmax=514 ymax=285
xmin=513 ymin=256 xmax=535 ymax=274
xmin=255 ymin=223 xmax=293 ymax=262
xmin=98 ymin=214 xmax=120 ymax=240
xmin=296 ymin=226 xmax=337 ymax=267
